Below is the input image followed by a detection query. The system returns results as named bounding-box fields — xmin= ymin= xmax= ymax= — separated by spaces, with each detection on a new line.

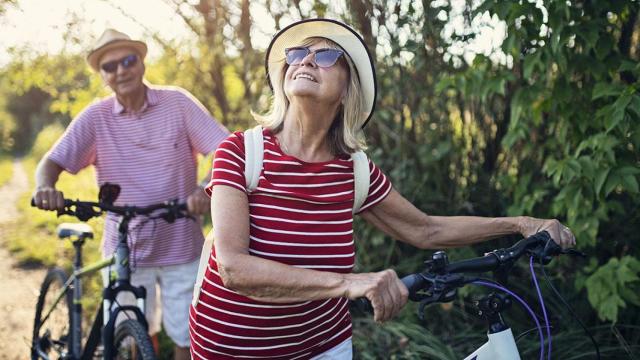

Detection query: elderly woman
xmin=189 ymin=19 xmax=575 ymax=359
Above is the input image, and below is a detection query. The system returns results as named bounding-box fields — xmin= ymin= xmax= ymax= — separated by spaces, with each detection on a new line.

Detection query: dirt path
xmin=0 ymin=160 xmax=46 ymax=359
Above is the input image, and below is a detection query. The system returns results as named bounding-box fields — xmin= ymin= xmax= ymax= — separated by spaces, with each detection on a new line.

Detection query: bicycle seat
xmin=57 ymin=223 xmax=94 ymax=239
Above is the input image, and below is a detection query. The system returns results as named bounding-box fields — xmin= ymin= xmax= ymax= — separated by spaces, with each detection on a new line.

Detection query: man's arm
xmin=33 ymin=158 xmax=65 ymax=211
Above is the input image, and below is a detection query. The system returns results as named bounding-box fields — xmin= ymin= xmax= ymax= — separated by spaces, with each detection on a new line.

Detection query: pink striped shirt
xmin=47 ymin=85 xmax=229 ymax=267
xmin=189 ymin=129 xmax=392 ymax=359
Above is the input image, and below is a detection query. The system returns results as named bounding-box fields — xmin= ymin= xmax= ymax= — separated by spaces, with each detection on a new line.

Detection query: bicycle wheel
xmin=32 ymin=267 xmax=73 ymax=360
xmin=113 ymin=319 xmax=157 ymax=360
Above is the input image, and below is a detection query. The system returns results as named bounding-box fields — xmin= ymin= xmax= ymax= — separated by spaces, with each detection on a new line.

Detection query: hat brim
xmin=87 ymin=40 xmax=147 ymax=72
xmin=265 ymin=18 xmax=377 ymax=128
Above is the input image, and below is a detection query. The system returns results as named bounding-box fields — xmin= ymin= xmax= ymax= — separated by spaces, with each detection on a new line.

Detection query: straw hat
xmin=265 ymin=18 xmax=377 ymax=128
xmin=87 ymin=29 xmax=147 ymax=72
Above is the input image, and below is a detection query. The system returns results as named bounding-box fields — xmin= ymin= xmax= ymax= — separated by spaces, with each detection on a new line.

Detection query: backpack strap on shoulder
xmin=195 ymin=125 xmax=264 ymax=307
xmin=243 ymin=125 xmax=264 ymax=192
xmin=351 ymin=150 xmax=369 ymax=214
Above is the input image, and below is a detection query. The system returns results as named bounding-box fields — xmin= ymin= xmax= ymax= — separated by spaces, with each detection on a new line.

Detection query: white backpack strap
xmin=194 ymin=126 xmax=263 ymax=307
xmin=351 ymin=150 xmax=369 ymax=214
xmin=192 ymin=229 xmax=214 ymax=307
xmin=243 ymin=125 xmax=264 ymax=192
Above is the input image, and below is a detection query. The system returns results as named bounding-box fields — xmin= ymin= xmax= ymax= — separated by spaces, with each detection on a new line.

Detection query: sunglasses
xmin=100 ymin=54 xmax=138 ymax=73
xmin=284 ymin=47 xmax=345 ymax=68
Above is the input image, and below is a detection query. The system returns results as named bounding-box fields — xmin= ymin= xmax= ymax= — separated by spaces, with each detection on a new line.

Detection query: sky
xmin=0 ymin=0 xmax=507 ymax=67
xmin=0 ymin=0 xmax=212 ymax=65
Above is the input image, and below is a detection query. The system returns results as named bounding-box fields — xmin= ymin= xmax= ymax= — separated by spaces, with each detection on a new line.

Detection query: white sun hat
xmin=87 ymin=28 xmax=147 ymax=72
xmin=265 ymin=18 xmax=377 ymax=128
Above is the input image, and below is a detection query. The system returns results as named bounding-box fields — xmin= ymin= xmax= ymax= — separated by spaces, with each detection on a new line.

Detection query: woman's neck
xmin=278 ymin=100 xmax=340 ymax=162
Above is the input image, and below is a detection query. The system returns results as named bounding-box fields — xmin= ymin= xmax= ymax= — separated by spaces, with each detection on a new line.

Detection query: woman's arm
xmin=360 ymin=188 xmax=576 ymax=249
xmin=211 ymin=185 xmax=407 ymax=321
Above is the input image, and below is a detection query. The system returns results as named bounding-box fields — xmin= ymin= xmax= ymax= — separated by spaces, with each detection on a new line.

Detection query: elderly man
xmin=33 ymin=29 xmax=228 ymax=359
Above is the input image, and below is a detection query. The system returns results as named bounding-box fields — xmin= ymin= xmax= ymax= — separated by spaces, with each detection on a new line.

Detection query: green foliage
xmin=450 ymin=0 xmax=640 ymax=326
xmin=583 ymin=256 xmax=640 ymax=322
xmin=0 ymin=50 xmax=105 ymax=153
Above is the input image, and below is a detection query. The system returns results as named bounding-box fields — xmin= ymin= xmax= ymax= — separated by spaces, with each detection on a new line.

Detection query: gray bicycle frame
xmin=37 ymin=220 xmax=148 ymax=359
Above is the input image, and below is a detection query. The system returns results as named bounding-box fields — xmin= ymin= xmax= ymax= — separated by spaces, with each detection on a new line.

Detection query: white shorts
xmin=311 ymin=339 xmax=352 ymax=359
xmin=102 ymin=259 xmax=198 ymax=347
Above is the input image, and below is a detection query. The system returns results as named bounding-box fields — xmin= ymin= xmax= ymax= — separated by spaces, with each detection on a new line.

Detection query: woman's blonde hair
xmin=252 ymin=37 xmax=367 ymax=155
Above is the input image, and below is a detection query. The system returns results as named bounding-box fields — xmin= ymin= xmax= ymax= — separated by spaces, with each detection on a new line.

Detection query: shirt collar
xmin=112 ymin=86 xmax=159 ymax=115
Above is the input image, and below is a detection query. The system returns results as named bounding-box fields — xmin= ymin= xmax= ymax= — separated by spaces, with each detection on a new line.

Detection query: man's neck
xmin=116 ymin=86 xmax=146 ymax=113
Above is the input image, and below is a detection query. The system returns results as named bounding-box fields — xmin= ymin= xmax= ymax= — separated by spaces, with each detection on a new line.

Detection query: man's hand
xmin=519 ymin=217 xmax=576 ymax=249
xmin=186 ymin=187 xmax=210 ymax=216
xmin=33 ymin=186 xmax=65 ymax=211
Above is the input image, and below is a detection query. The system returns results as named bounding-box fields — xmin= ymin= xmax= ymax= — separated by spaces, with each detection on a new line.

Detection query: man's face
xmin=99 ymin=47 xmax=145 ymax=97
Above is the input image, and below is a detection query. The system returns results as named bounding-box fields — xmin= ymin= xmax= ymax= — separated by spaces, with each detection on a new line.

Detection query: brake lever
xmin=413 ymin=273 xmax=468 ymax=321
xmin=562 ymin=248 xmax=586 ymax=258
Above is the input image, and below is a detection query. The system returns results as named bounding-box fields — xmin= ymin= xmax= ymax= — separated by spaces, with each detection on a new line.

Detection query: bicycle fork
xmin=101 ymin=240 xmax=149 ymax=359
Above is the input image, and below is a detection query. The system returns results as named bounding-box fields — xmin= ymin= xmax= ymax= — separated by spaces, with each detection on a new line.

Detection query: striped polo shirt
xmin=47 ymin=85 xmax=229 ymax=267
xmin=189 ymin=129 xmax=392 ymax=359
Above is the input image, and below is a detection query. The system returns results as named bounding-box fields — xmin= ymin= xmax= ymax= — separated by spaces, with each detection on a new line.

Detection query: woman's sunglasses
xmin=100 ymin=54 xmax=138 ymax=73
xmin=284 ymin=47 xmax=344 ymax=68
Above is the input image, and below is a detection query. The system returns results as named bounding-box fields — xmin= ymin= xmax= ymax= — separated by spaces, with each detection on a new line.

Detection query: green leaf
xmin=594 ymin=168 xmax=609 ymax=196
xmin=618 ymin=60 xmax=638 ymax=73
xmin=617 ymin=166 xmax=640 ymax=175
xmin=595 ymin=36 xmax=613 ymax=60
xmin=591 ymin=82 xmax=624 ymax=100
xmin=620 ymin=287 xmax=640 ymax=307
xmin=578 ymin=156 xmax=595 ymax=176
xmin=604 ymin=173 xmax=621 ymax=196
xmin=605 ymin=109 xmax=625 ymax=132
xmin=628 ymin=95 xmax=640 ymax=119
xmin=523 ymin=51 xmax=541 ymax=79
xmin=621 ymin=174 xmax=639 ymax=193
xmin=599 ymin=295 xmax=624 ymax=322
xmin=605 ymin=93 xmax=632 ymax=131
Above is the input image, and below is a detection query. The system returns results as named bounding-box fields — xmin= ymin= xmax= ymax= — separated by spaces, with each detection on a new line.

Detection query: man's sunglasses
xmin=100 ymin=54 xmax=138 ymax=73
xmin=284 ymin=47 xmax=344 ymax=68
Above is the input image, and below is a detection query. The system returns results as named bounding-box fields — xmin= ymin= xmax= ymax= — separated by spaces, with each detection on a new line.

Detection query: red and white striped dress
xmin=189 ymin=129 xmax=392 ymax=359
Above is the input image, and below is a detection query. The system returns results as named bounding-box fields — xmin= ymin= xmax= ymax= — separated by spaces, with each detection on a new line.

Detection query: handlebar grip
xmin=353 ymin=273 xmax=425 ymax=313
xmin=352 ymin=297 xmax=373 ymax=313
xmin=445 ymin=253 xmax=500 ymax=274
xmin=401 ymin=273 xmax=424 ymax=297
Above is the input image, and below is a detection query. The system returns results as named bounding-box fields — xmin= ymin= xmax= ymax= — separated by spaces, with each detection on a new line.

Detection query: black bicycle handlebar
xmin=354 ymin=231 xmax=583 ymax=313
xmin=31 ymin=198 xmax=190 ymax=223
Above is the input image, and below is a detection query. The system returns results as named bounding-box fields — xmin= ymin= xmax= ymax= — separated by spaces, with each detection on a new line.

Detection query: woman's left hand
xmin=519 ymin=217 xmax=576 ymax=249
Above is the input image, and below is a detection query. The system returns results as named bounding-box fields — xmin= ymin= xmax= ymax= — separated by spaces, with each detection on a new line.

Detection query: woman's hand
xmin=343 ymin=270 xmax=408 ymax=323
xmin=519 ymin=216 xmax=576 ymax=249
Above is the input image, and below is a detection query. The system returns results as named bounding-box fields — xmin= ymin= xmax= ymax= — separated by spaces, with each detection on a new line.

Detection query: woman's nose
xmin=299 ymin=52 xmax=317 ymax=67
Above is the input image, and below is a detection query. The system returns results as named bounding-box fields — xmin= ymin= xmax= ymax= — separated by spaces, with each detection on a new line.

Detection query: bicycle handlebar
xmin=355 ymin=231 xmax=584 ymax=312
xmin=31 ymin=197 xmax=190 ymax=223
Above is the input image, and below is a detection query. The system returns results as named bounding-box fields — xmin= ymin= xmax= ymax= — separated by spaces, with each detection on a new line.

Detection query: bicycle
xmin=31 ymin=183 xmax=191 ymax=360
xmin=356 ymin=231 xmax=599 ymax=360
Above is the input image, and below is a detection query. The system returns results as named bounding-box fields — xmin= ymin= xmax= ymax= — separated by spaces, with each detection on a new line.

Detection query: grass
xmin=0 ymin=155 xmax=13 ymax=187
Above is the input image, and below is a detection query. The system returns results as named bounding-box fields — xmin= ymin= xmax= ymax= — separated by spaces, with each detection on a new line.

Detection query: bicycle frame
xmin=464 ymin=328 xmax=520 ymax=360
xmin=36 ymin=217 xmax=150 ymax=360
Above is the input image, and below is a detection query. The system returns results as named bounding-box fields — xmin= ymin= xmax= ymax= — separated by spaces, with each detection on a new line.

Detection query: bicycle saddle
xmin=57 ymin=223 xmax=94 ymax=240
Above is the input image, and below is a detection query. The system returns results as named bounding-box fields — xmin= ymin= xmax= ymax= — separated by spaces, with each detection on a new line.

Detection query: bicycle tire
xmin=112 ymin=319 xmax=157 ymax=360
xmin=31 ymin=267 xmax=73 ymax=360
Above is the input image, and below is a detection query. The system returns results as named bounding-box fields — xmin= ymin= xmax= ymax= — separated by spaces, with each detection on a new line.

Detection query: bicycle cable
xmin=539 ymin=258 xmax=601 ymax=359
xmin=530 ymin=256 xmax=552 ymax=360
xmin=473 ymin=279 xmax=545 ymax=360
xmin=515 ymin=325 xmax=554 ymax=342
